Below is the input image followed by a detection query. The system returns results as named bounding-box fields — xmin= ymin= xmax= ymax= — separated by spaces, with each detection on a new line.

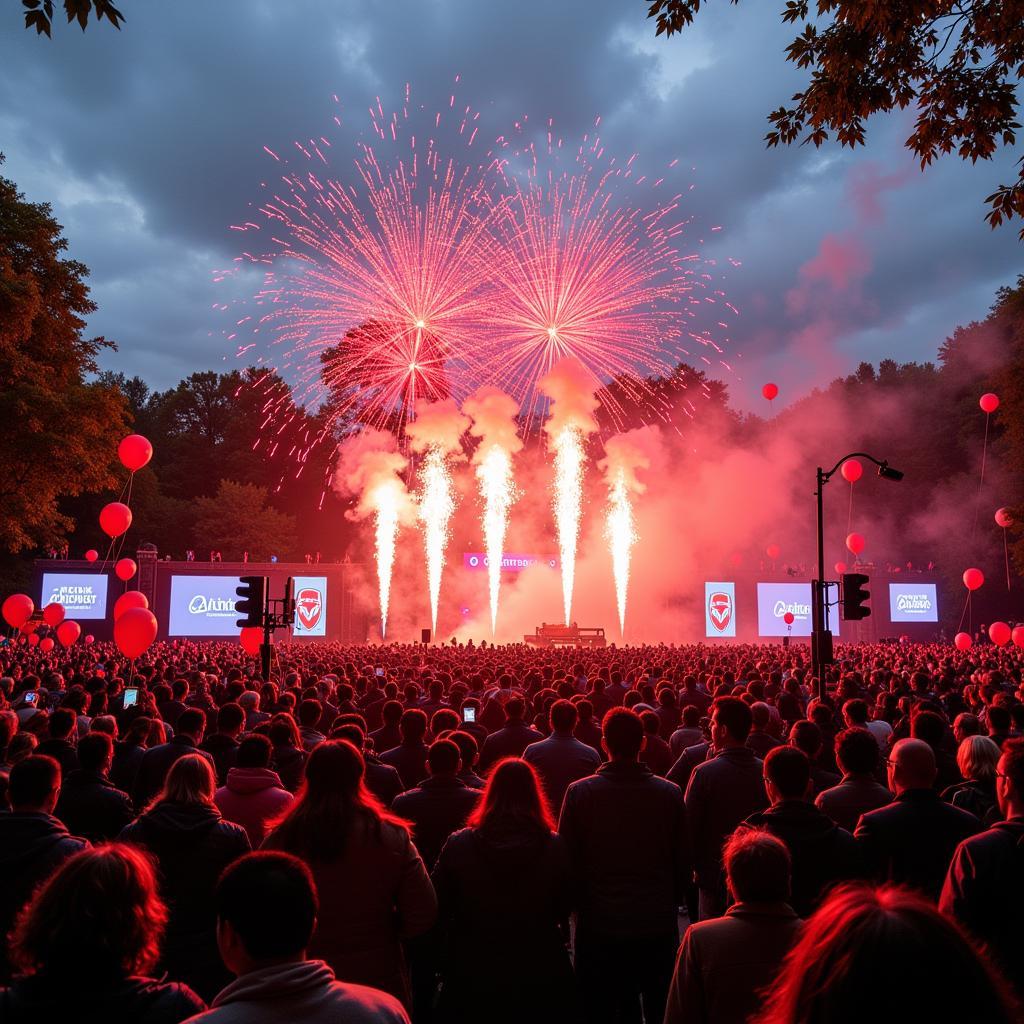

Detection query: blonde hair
xmin=957 ymin=734 xmax=1001 ymax=783
xmin=153 ymin=753 xmax=216 ymax=809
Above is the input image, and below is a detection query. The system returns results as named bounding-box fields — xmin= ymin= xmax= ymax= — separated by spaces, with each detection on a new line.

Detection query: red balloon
xmin=114 ymin=607 xmax=158 ymax=659
xmin=963 ymin=567 xmax=984 ymax=591
xmin=115 ymin=558 xmax=137 ymax=581
xmin=2 ymin=594 xmax=34 ymax=629
xmin=19 ymin=621 xmax=36 ymax=635
xmin=84 ymin=549 xmax=99 ymax=563
xmin=783 ymin=611 xmax=795 ymax=625
xmin=118 ymin=434 xmax=153 ymax=472
xmin=240 ymin=626 xmax=263 ymax=656
xmin=42 ymin=602 xmax=65 ymax=627
xmin=27 ymin=633 xmax=40 ymax=648
xmin=995 ymin=507 xmax=1013 ymax=529
xmin=1013 ymin=625 xmax=1024 ymax=649
xmin=846 ymin=533 xmax=865 ymax=555
xmin=39 ymin=637 xmax=54 ymax=653
xmin=834 ymin=561 xmax=848 ymax=575
xmin=99 ymin=502 xmax=133 ymax=539
xmin=840 ymin=459 xmax=863 ymax=483
xmin=980 ymin=393 xmax=1000 ymax=414
xmin=762 ymin=382 xmax=779 ymax=402
xmin=766 ymin=543 xmax=781 ymax=560
xmin=56 ymin=620 xmax=81 ymax=647
xmin=114 ymin=590 xmax=149 ymax=621
xmin=954 ymin=632 xmax=973 ymax=651
xmin=989 ymin=621 xmax=1012 ymax=647
xmin=84 ymin=634 xmax=95 ymax=646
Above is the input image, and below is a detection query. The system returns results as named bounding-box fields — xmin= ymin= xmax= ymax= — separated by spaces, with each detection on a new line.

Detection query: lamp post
xmin=813 ymin=453 xmax=903 ymax=699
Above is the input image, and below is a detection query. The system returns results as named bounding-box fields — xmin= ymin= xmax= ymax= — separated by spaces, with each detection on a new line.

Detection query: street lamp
xmin=813 ymin=453 xmax=903 ymax=698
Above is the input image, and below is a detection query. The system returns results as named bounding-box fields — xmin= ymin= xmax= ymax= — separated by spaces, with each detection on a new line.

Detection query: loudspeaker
xmin=421 ymin=628 xmax=431 ymax=645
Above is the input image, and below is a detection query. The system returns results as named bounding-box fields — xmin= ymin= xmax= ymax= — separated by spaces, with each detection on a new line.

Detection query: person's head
xmin=176 ymin=708 xmax=206 ymax=742
xmin=10 ymin=844 xmax=168 ymax=981
xmin=154 ymin=753 xmax=216 ymax=808
xmin=381 ymin=699 xmax=403 ymax=725
xmin=269 ymin=713 xmax=301 ymax=749
xmin=399 ymin=708 xmax=428 ymax=743
xmin=842 ymin=699 xmax=869 ymax=727
xmin=215 ymin=852 xmax=317 ymax=976
xmin=266 ymin=740 xmax=407 ymax=860
xmin=910 ymin=709 xmax=946 ymax=750
xmin=834 ymin=727 xmax=879 ymax=777
xmin=601 ymin=707 xmax=645 ymax=761
xmin=956 ymin=733 xmax=1001 ymax=785
xmin=756 ymin=885 xmax=1019 ymax=1024
xmin=298 ymin=699 xmax=322 ymax=729
xmin=467 ymin=757 xmax=552 ymax=834
xmin=953 ymin=712 xmax=981 ymax=745
xmin=238 ymin=690 xmax=260 ymax=712
xmin=996 ymin=738 xmax=1024 ymax=819
xmin=988 ymin=703 xmax=1012 ymax=737
xmin=89 ymin=715 xmax=118 ymax=739
xmin=446 ymin=730 xmax=478 ymax=772
xmin=712 ymin=696 xmax=753 ymax=747
xmin=77 ymin=732 xmax=114 ymax=776
xmin=236 ymin=734 xmax=273 ymax=770
xmin=751 ymin=702 xmax=772 ymax=732
xmin=887 ymin=738 xmax=936 ymax=795
xmin=789 ymin=719 xmax=822 ymax=759
xmin=10 ymin=755 xmax=61 ymax=813
xmin=640 ymin=710 xmax=661 ymax=737
xmin=549 ymin=699 xmax=578 ymax=734
xmin=763 ymin=746 xmax=811 ymax=804
xmin=48 ymin=707 xmax=76 ymax=741
xmin=681 ymin=705 xmax=701 ymax=728
xmin=724 ymin=828 xmax=791 ymax=904
xmin=505 ymin=696 xmax=525 ymax=722
xmin=217 ymin=702 xmax=245 ymax=737
xmin=426 ymin=738 xmax=461 ymax=777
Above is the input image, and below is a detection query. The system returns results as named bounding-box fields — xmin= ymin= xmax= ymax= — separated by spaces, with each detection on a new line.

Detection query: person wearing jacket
xmin=559 ymin=707 xmax=690 ymax=1024
xmin=215 ymin=735 xmax=293 ymax=847
xmin=524 ymin=699 xmax=602 ymax=812
xmin=478 ymin=697 xmax=544 ymax=773
xmin=133 ymin=708 xmax=215 ymax=808
xmin=815 ymin=727 xmax=893 ymax=832
xmin=182 ymin=851 xmax=408 ymax=1023
xmin=0 ymin=843 xmax=205 ymax=1023
xmin=432 ymin=758 xmax=575 ymax=1023
xmin=942 ymin=733 xmax=1001 ymax=825
xmin=262 ymin=740 xmax=437 ymax=1009
xmin=54 ymin=731 xmax=133 ymax=842
xmin=740 ymin=746 xmax=862 ymax=917
xmin=120 ymin=753 xmax=251 ymax=1000
xmin=941 ymin=737 xmax=1024 ymax=996
xmin=268 ymin=713 xmax=308 ymax=792
xmin=0 ymin=755 xmax=88 ymax=981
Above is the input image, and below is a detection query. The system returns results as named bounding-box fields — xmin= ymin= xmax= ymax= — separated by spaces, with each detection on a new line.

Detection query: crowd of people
xmin=0 ymin=635 xmax=1021 ymax=1022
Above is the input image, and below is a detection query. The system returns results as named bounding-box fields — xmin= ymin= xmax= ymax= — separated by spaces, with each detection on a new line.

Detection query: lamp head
xmin=877 ymin=462 xmax=904 ymax=482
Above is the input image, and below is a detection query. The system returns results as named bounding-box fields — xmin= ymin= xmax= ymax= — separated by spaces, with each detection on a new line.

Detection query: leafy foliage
xmin=193 ymin=480 xmax=297 ymax=559
xmin=646 ymin=0 xmax=1024 ymax=237
xmin=22 ymin=0 xmax=123 ymax=36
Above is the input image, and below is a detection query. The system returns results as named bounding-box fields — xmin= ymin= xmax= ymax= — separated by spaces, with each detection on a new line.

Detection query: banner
xmin=889 ymin=582 xmax=938 ymax=623
xmin=463 ymin=552 xmax=559 ymax=572
xmin=41 ymin=573 xmax=108 ymax=620
xmin=292 ymin=576 xmax=327 ymax=636
xmin=704 ymin=582 xmax=736 ymax=637
xmin=168 ymin=575 xmax=242 ymax=636
xmin=757 ymin=582 xmax=840 ymax=637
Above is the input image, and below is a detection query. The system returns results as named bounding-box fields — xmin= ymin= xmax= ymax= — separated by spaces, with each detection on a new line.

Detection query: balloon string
xmin=970 ymin=413 xmax=990 ymax=546
xmin=1005 ymin=529 xmax=1012 ymax=592
xmin=957 ymin=590 xmax=971 ymax=634
xmin=847 ymin=483 xmax=854 ymax=536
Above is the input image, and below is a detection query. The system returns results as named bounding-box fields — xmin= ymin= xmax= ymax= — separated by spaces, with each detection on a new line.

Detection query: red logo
xmin=708 ymin=591 xmax=732 ymax=632
xmin=296 ymin=588 xmax=322 ymax=631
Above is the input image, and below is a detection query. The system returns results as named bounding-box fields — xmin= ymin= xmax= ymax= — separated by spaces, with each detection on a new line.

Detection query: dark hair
xmin=216 ymin=851 xmax=317 ymax=959
xmin=48 ymin=707 xmax=76 ymax=740
xmin=10 ymin=755 xmax=60 ymax=808
xmin=298 ymin=699 xmax=322 ymax=728
xmin=330 ymin=723 xmax=365 ymax=748
xmin=446 ymin=729 xmax=478 ymax=768
xmin=911 ymin=709 xmax=946 ymax=748
xmin=269 ymin=713 xmax=301 ymax=748
xmin=843 ymin=699 xmax=869 ymax=725
xmin=176 ymin=708 xmax=206 ymax=738
xmin=988 ymin=704 xmax=1012 ymax=734
xmin=602 ymin=707 xmax=644 ymax=759
xmin=835 ymin=727 xmax=879 ymax=775
xmin=427 ymin=738 xmax=460 ymax=774
xmin=264 ymin=740 xmax=409 ymax=860
xmin=755 ymin=886 xmax=1019 ymax=1024
xmin=505 ymin=697 xmax=525 ymax=720
xmin=1000 ymin=738 xmax=1024 ymax=796
xmin=381 ymin=699 xmax=403 ymax=724
xmin=681 ymin=705 xmax=701 ymax=727
xmin=217 ymin=702 xmax=245 ymax=733
xmin=789 ymin=720 xmax=822 ymax=758
xmin=713 ymin=696 xmax=753 ymax=742
xmin=467 ymin=758 xmax=550 ymax=834
xmin=640 ymin=710 xmax=661 ymax=735
xmin=399 ymin=708 xmax=428 ymax=741
xmin=724 ymin=828 xmax=791 ymax=903
xmin=548 ymin=699 xmax=577 ymax=733
xmin=764 ymin=746 xmax=811 ymax=799
xmin=237 ymin=734 xmax=272 ymax=769
xmin=77 ymin=732 xmax=113 ymax=774
xmin=11 ymin=844 xmax=167 ymax=979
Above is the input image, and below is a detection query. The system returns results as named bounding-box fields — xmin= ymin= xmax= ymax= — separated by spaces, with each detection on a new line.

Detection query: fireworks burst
xmin=605 ymin=467 xmax=638 ymax=636
xmin=475 ymin=444 xmax=516 ymax=635
xmin=417 ymin=447 xmax=456 ymax=636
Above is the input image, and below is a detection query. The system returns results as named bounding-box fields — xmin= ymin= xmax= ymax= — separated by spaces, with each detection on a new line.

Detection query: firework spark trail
xmin=464 ymin=386 xmax=521 ymax=636
xmin=605 ymin=467 xmax=637 ymax=636
xmin=417 ymin=448 xmax=454 ymax=636
xmin=371 ymin=480 xmax=402 ymax=637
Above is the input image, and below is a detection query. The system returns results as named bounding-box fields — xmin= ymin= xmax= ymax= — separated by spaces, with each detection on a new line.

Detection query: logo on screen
xmin=188 ymin=595 xmax=236 ymax=615
xmin=896 ymin=593 xmax=932 ymax=613
xmin=774 ymin=600 xmax=810 ymax=619
xmin=708 ymin=592 xmax=733 ymax=632
xmin=296 ymin=588 xmax=322 ymax=630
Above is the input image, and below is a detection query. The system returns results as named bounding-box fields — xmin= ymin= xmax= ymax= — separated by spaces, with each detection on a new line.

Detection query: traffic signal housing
xmin=235 ymin=575 xmax=267 ymax=629
xmin=842 ymin=572 xmax=871 ymax=621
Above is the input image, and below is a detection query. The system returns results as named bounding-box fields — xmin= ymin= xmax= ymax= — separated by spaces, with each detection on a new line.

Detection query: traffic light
xmin=282 ymin=577 xmax=295 ymax=626
xmin=842 ymin=572 xmax=871 ymax=620
xmin=235 ymin=575 xmax=267 ymax=629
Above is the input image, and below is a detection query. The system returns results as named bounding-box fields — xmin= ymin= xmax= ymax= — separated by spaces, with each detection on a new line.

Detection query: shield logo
xmin=296 ymin=588 xmax=322 ymax=631
xmin=708 ymin=591 xmax=732 ymax=632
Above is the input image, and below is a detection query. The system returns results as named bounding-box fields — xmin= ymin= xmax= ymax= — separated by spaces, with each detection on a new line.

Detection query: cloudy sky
xmin=1 ymin=0 xmax=1019 ymax=409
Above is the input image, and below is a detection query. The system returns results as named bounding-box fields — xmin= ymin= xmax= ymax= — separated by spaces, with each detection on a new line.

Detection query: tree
xmin=646 ymin=0 xmax=1024 ymax=236
xmin=22 ymin=0 xmax=123 ymax=37
xmin=192 ymin=480 xmax=297 ymax=560
xmin=0 ymin=165 xmax=129 ymax=554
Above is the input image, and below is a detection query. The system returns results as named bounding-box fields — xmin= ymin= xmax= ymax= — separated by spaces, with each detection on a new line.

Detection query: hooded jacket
xmin=54 ymin=770 xmax=134 ymax=843
xmin=215 ymin=767 xmax=292 ymax=846
xmin=181 ymin=960 xmax=408 ymax=1024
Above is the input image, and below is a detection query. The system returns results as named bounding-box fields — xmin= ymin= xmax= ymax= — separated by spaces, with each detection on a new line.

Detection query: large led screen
xmin=292 ymin=576 xmax=328 ymax=636
xmin=889 ymin=582 xmax=938 ymax=623
xmin=756 ymin=582 xmax=840 ymax=637
xmin=168 ymin=575 xmax=242 ymax=636
xmin=41 ymin=573 xmax=109 ymax=619
xmin=704 ymin=582 xmax=737 ymax=638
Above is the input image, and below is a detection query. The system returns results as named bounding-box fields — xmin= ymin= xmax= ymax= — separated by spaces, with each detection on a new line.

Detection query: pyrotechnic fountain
xmin=605 ymin=466 xmax=636 ymax=636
